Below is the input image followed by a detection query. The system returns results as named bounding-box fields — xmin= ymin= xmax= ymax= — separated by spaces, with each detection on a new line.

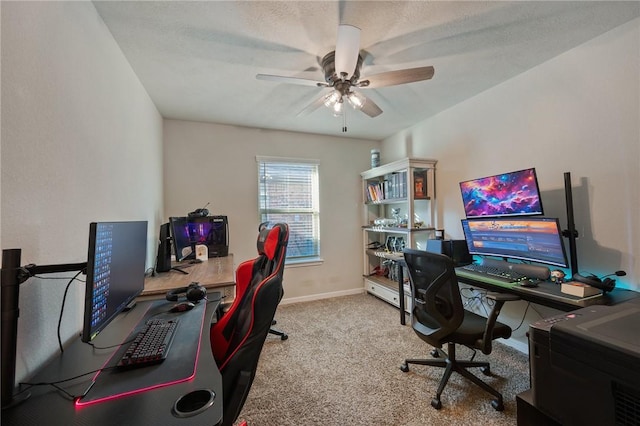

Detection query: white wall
xmin=382 ymin=18 xmax=640 ymax=350
xmin=1 ymin=2 xmax=164 ymax=383
xmin=163 ymin=120 xmax=378 ymax=302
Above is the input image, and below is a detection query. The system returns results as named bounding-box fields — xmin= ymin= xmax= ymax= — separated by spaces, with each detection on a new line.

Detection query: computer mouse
xmin=170 ymin=301 xmax=195 ymax=313
xmin=520 ymin=280 xmax=539 ymax=288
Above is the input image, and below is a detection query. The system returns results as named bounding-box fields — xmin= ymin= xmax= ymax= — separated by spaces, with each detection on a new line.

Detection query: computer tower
xmin=426 ymin=239 xmax=472 ymax=266
xmin=206 ymin=215 xmax=229 ymax=258
xmin=155 ymin=222 xmax=172 ymax=272
xmin=529 ymin=300 xmax=640 ymax=426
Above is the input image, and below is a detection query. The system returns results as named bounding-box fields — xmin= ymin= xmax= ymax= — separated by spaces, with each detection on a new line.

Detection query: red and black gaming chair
xmin=209 ymin=222 xmax=288 ymax=426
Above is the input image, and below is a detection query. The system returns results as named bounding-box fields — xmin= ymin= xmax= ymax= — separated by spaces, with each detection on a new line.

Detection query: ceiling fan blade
xmin=335 ymin=24 xmax=360 ymax=78
xmin=256 ymin=74 xmax=327 ymax=87
xmin=359 ymin=66 xmax=435 ymax=88
xmin=297 ymin=93 xmax=330 ymax=117
xmin=360 ymin=95 xmax=383 ymax=118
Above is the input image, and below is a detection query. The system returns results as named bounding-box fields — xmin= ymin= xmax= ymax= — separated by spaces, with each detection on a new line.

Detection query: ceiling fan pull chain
xmin=342 ymin=108 xmax=347 ymax=132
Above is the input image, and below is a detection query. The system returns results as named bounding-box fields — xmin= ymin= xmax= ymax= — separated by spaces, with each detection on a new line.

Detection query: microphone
xmin=601 ymin=270 xmax=627 ymax=278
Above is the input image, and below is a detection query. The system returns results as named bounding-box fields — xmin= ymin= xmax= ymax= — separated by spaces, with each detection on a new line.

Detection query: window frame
xmin=256 ymin=156 xmax=322 ymax=265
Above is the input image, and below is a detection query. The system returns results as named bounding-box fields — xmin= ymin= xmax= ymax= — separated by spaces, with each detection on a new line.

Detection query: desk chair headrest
xmin=257 ymin=222 xmax=288 ymax=261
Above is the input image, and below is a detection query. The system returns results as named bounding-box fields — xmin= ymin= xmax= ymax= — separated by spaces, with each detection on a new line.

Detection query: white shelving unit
xmin=361 ymin=158 xmax=437 ymax=312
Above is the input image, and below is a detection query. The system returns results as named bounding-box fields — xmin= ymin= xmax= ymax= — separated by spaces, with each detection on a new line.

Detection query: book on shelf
xmin=366 ymin=172 xmax=409 ymax=202
xmin=560 ymin=282 xmax=602 ymax=298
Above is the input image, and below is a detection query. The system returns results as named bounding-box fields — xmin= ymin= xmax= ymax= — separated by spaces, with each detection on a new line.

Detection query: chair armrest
xmin=486 ymin=292 xmax=520 ymax=302
xmin=480 ymin=292 xmax=520 ymax=354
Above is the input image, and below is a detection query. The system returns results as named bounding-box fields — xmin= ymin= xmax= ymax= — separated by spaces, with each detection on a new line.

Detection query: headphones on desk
xmin=166 ymin=282 xmax=207 ymax=303
xmin=572 ymin=270 xmax=626 ymax=293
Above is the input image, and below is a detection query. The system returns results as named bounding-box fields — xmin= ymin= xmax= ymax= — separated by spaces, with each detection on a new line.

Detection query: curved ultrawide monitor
xmin=459 ymin=168 xmax=543 ymax=218
xmin=461 ymin=217 xmax=568 ymax=268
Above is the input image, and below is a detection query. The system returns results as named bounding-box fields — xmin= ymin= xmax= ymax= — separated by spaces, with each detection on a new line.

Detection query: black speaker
xmin=156 ymin=223 xmax=172 ymax=273
xmin=572 ymin=273 xmax=617 ymax=292
xmin=427 ymin=239 xmax=472 ymax=267
xmin=166 ymin=282 xmax=207 ymax=302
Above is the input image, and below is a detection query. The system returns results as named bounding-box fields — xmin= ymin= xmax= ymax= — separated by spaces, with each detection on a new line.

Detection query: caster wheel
xmin=430 ymin=349 xmax=440 ymax=358
xmin=491 ymin=399 xmax=504 ymax=411
xmin=281 ymin=334 xmax=288 ymax=341
xmin=481 ymin=366 xmax=491 ymax=376
xmin=431 ymin=398 xmax=442 ymax=410
xmin=400 ymin=363 xmax=409 ymax=373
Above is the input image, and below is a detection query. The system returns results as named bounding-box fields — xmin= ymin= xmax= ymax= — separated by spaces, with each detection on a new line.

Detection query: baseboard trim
xmin=280 ymin=288 xmax=365 ymax=305
xmin=499 ymin=338 xmax=529 ymax=354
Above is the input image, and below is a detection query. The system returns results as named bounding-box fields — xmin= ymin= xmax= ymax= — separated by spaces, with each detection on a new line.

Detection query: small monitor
xmin=170 ymin=216 xmax=229 ymax=261
xmin=461 ymin=217 xmax=568 ymax=268
xmin=82 ymin=221 xmax=148 ymax=342
xmin=459 ymin=168 xmax=544 ymax=218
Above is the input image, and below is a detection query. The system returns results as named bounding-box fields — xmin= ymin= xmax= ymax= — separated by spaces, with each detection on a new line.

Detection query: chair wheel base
xmin=431 ymin=398 xmax=442 ymax=409
xmin=491 ymin=399 xmax=504 ymax=411
xmin=481 ymin=366 xmax=491 ymax=375
xmin=430 ymin=349 xmax=440 ymax=358
xmin=400 ymin=363 xmax=409 ymax=372
xmin=280 ymin=333 xmax=288 ymax=341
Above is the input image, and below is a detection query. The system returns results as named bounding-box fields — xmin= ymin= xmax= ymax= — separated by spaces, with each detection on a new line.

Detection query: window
xmin=257 ymin=157 xmax=320 ymax=261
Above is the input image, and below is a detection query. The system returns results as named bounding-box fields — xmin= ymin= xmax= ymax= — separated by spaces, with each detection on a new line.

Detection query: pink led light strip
xmin=75 ymin=305 xmax=206 ymax=408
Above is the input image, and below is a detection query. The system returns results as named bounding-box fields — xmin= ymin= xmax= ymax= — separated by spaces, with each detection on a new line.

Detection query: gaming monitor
xmin=461 ymin=217 xmax=568 ymax=268
xmin=82 ymin=221 xmax=148 ymax=342
xmin=459 ymin=168 xmax=543 ymax=218
xmin=169 ymin=216 xmax=229 ymax=261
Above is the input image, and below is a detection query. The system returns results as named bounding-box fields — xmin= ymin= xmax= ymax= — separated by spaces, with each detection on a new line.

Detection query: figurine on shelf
xmin=391 ymin=208 xmax=401 ymax=226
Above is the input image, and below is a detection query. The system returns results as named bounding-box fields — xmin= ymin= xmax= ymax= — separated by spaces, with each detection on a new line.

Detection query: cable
xmin=87 ymin=338 xmax=135 ymax=350
xmin=33 ymin=275 xmax=85 ymax=282
xmin=511 ymin=301 xmax=532 ymax=332
xmin=19 ymin=366 xmax=117 ymax=400
xmin=57 ymin=270 xmax=85 ymax=353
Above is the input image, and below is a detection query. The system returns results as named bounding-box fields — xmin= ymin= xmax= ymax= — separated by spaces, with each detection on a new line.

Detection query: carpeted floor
xmin=236 ymin=293 xmax=530 ymax=425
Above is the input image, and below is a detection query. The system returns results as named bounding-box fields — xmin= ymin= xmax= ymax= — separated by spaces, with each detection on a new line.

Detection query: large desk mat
xmin=77 ymin=300 xmax=207 ymax=406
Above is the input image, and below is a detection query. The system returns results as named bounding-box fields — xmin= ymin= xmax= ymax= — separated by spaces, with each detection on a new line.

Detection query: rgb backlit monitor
xmin=170 ymin=216 xmax=229 ymax=261
xmin=459 ymin=168 xmax=543 ymax=218
xmin=82 ymin=221 xmax=148 ymax=342
xmin=461 ymin=217 xmax=568 ymax=267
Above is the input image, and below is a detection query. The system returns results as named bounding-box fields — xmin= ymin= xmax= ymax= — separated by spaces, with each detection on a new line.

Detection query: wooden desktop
xmin=141 ymin=254 xmax=236 ymax=301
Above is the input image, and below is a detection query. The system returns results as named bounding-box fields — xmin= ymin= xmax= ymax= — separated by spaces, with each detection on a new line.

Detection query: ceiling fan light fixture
xmin=323 ymin=91 xmax=341 ymax=108
xmin=332 ymin=98 xmax=344 ymax=116
xmin=347 ymin=91 xmax=366 ymax=110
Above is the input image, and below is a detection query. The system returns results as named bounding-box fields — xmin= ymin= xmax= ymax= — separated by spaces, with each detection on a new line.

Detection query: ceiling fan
xmin=256 ymin=24 xmax=435 ymax=126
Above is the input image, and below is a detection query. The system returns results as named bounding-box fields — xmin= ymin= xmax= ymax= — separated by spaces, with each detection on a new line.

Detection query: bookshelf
xmin=361 ymin=158 xmax=437 ymax=312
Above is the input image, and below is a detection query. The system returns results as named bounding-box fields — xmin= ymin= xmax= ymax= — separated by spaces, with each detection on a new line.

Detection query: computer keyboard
xmin=458 ymin=263 xmax=527 ymax=282
xmin=117 ymin=318 xmax=179 ymax=368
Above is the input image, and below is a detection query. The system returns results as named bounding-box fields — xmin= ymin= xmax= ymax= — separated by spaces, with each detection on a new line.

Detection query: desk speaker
xmin=156 ymin=223 xmax=172 ymax=273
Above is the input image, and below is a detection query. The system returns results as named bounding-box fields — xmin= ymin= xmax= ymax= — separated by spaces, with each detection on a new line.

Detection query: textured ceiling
xmin=93 ymin=1 xmax=639 ymax=140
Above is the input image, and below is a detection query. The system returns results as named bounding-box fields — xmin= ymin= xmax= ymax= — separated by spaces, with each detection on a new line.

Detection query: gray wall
xmin=1 ymin=2 xmax=164 ymax=383
xmin=163 ymin=119 xmax=378 ymax=302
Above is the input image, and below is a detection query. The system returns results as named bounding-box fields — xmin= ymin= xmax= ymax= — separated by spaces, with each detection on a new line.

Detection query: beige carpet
xmin=236 ymin=293 xmax=530 ymax=425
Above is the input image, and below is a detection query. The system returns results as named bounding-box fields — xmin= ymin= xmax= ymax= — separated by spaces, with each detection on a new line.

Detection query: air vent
xmin=614 ymin=382 xmax=640 ymax=425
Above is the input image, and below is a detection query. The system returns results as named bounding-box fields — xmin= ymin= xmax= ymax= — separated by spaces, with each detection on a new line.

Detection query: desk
xmin=391 ymin=253 xmax=639 ymax=323
xmin=454 ymin=272 xmax=639 ymax=312
xmin=141 ymin=255 xmax=235 ymax=300
xmin=2 ymin=298 xmax=223 ymax=426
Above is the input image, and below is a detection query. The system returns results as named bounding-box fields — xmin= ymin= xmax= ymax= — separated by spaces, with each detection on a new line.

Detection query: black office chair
xmin=210 ymin=223 xmax=289 ymax=426
xmin=400 ymin=249 xmax=518 ymax=411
